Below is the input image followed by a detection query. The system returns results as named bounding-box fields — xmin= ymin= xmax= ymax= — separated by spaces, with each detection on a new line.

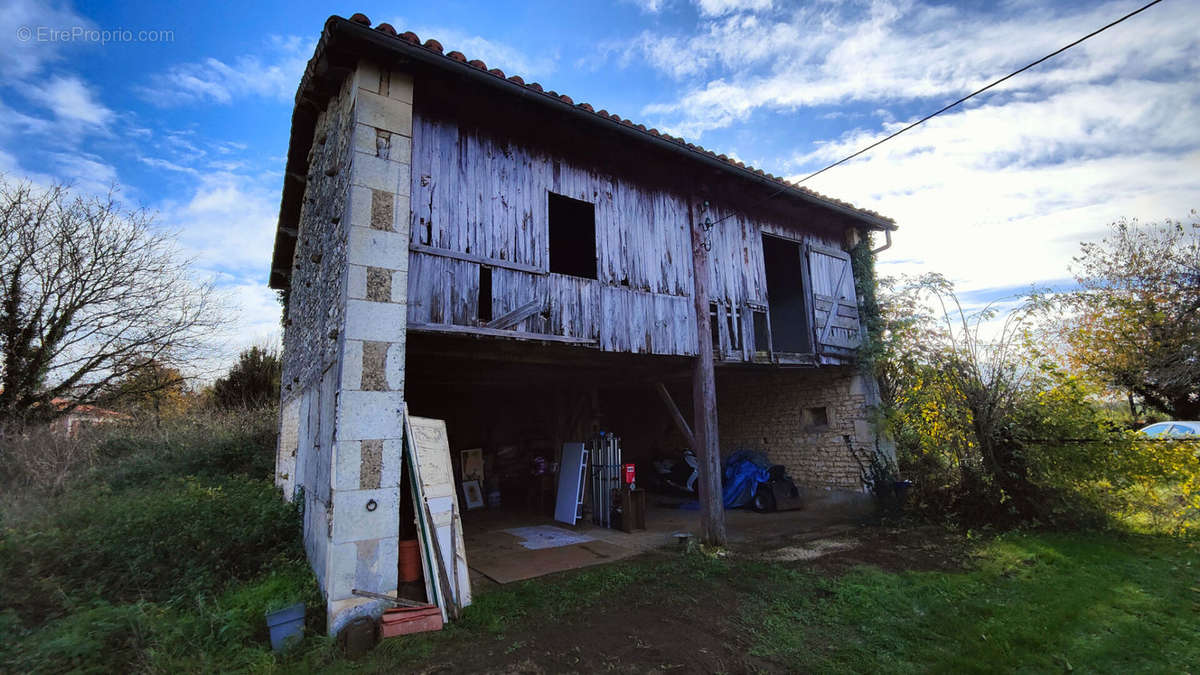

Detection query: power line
xmin=711 ymin=0 xmax=1165 ymax=226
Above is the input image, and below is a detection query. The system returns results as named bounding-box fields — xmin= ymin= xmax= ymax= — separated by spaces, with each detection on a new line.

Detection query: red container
xmin=623 ymin=463 xmax=636 ymax=485
xmin=380 ymin=606 xmax=443 ymax=638
xmin=398 ymin=539 xmax=421 ymax=583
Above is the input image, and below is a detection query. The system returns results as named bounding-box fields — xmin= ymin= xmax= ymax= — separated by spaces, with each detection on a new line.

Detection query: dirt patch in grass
xmin=801 ymin=525 xmax=972 ymax=575
xmin=370 ymin=525 xmax=973 ymax=674
xmin=743 ymin=522 xmax=971 ymax=575
xmin=397 ymin=556 xmax=769 ymax=674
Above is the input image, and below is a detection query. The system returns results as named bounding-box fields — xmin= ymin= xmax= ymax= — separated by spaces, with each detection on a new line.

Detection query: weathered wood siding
xmin=405 ymin=106 xmax=852 ymax=361
xmin=694 ymin=202 xmax=843 ymax=361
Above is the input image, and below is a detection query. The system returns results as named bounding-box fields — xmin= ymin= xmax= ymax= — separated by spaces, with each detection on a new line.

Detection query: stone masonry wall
xmin=275 ymin=74 xmax=358 ymax=596
xmin=326 ymin=61 xmax=413 ymax=634
xmin=717 ymin=366 xmax=884 ymax=491
xmin=275 ymin=60 xmax=414 ymax=635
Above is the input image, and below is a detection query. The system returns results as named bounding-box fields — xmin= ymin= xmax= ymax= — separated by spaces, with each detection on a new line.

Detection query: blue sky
xmin=1 ymin=0 xmax=1197 ymax=369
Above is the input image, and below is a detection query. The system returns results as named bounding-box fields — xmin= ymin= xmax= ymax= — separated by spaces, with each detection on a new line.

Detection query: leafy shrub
xmin=3 ymin=562 xmax=322 ymax=673
xmin=0 ymin=405 xmax=323 ymax=672
xmin=2 ymin=602 xmax=154 ymax=674
xmin=89 ymin=409 xmax=277 ymax=489
xmin=876 ymin=275 xmax=1198 ymax=530
xmin=210 ymin=345 xmax=282 ymax=410
xmin=4 ymin=476 xmax=302 ymax=611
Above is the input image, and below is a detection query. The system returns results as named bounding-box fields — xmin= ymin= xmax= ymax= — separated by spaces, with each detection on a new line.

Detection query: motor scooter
xmin=651 ymin=448 xmax=698 ymax=495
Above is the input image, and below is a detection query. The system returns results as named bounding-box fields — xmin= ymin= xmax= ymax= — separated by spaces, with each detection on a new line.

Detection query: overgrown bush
xmin=0 ymin=423 xmax=100 ymax=493
xmin=89 ymin=409 xmax=278 ymax=490
xmin=0 ymin=408 xmax=321 ymax=672
xmin=876 ymin=274 xmax=1199 ymax=531
xmin=210 ymin=345 xmax=282 ymax=410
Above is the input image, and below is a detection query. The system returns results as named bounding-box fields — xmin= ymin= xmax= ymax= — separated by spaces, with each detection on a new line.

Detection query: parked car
xmin=1138 ymin=421 xmax=1200 ymax=437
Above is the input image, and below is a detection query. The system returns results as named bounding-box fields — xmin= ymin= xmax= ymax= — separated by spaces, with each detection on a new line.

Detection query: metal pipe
xmin=870 ymin=228 xmax=893 ymax=255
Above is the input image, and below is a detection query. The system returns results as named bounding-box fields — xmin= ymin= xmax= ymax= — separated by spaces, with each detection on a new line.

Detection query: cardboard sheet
xmin=467 ymin=529 xmax=634 ymax=584
xmin=502 ymin=525 xmax=597 ymax=550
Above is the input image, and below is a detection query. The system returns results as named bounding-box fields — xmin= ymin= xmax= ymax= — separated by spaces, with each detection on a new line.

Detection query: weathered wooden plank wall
xmin=406 ymin=106 xmax=852 ymax=362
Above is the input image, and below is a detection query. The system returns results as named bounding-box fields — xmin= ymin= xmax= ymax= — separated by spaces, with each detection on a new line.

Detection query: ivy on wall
xmin=850 ymin=230 xmax=884 ymax=374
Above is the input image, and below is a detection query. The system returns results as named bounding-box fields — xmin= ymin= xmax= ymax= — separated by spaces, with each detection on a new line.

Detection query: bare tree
xmin=0 ymin=175 xmax=225 ymax=431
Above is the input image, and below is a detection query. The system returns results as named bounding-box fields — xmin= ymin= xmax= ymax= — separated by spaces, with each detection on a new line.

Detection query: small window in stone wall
xmin=802 ymin=406 xmax=829 ymax=430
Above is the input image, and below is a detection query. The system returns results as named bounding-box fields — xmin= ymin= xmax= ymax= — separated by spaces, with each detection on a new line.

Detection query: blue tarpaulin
xmin=681 ymin=450 xmax=772 ymax=510
xmin=721 ymin=450 xmax=771 ymax=508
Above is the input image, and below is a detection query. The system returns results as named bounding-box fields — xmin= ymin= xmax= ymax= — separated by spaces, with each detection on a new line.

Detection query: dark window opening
xmin=803 ymin=406 xmax=829 ymax=429
xmin=762 ymin=234 xmax=812 ymax=353
xmin=548 ymin=193 xmax=597 ymax=278
xmin=478 ymin=266 xmax=493 ymax=323
xmin=752 ymin=309 xmax=770 ymax=352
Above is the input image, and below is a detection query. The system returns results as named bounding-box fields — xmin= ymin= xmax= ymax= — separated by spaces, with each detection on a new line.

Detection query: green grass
xmin=282 ymin=531 xmax=1198 ymax=673
xmin=3 ymin=412 xmax=1197 ymax=672
xmin=745 ymin=532 xmax=1200 ymax=673
xmin=0 ymin=411 xmax=324 ymax=674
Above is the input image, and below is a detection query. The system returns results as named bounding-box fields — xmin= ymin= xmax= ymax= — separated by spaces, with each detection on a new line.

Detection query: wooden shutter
xmin=806 ymin=245 xmax=861 ymax=352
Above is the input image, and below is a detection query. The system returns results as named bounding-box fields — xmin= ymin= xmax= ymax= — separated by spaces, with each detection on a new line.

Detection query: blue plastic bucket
xmin=265 ymin=602 xmax=306 ymax=651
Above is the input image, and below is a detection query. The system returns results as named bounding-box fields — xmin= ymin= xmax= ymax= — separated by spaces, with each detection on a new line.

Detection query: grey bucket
xmin=265 ymin=602 xmax=306 ymax=651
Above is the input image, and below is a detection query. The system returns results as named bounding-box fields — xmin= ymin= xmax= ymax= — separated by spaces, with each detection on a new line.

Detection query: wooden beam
xmin=484 ymin=298 xmax=543 ymax=330
xmin=655 ymin=382 xmax=696 ymax=451
xmin=688 ymin=199 xmax=727 ymax=547
xmin=408 ymin=322 xmax=597 ymax=346
xmin=410 ymin=243 xmax=545 ymax=275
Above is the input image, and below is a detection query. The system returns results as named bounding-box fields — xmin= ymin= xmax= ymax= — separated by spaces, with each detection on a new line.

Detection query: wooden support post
xmin=688 ymin=199 xmax=727 ymax=547
xmin=655 ymin=382 xmax=696 ymax=451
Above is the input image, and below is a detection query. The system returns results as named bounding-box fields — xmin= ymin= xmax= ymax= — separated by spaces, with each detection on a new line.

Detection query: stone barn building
xmin=269 ymin=14 xmax=897 ymax=632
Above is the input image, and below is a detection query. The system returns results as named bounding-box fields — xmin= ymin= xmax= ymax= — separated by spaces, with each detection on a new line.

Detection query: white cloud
xmin=156 ymin=171 xmax=278 ymax=276
xmin=0 ymin=0 xmax=92 ymax=80
xmin=0 ymin=96 xmax=53 ymax=135
xmin=27 ymin=75 xmax=114 ymax=132
xmin=139 ymin=156 xmax=198 ymax=175
xmin=695 ymin=0 xmax=772 ymax=17
xmin=628 ymin=1 xmax=1197 ymax=138
xmin=404 ymin=24 xmax=559 ymax=80
xmin=50 ymin=152 xmax=118 ymax=195
xmin=624 ymin=0 xmax=671 ymax=13
xmin=140 ymin=35 xmax=311 ymax=106
xmin=601 ymin=0 xmax=1200 ymax=301
xmin=791 ymin=80 xmax=1200 ymax=295
xmin=146 ymin=168 xmax=283 ymax=375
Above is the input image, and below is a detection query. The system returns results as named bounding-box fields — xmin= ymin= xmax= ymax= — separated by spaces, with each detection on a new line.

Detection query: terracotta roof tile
xmin=337 ymin=14 xmax=894 ymax=226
